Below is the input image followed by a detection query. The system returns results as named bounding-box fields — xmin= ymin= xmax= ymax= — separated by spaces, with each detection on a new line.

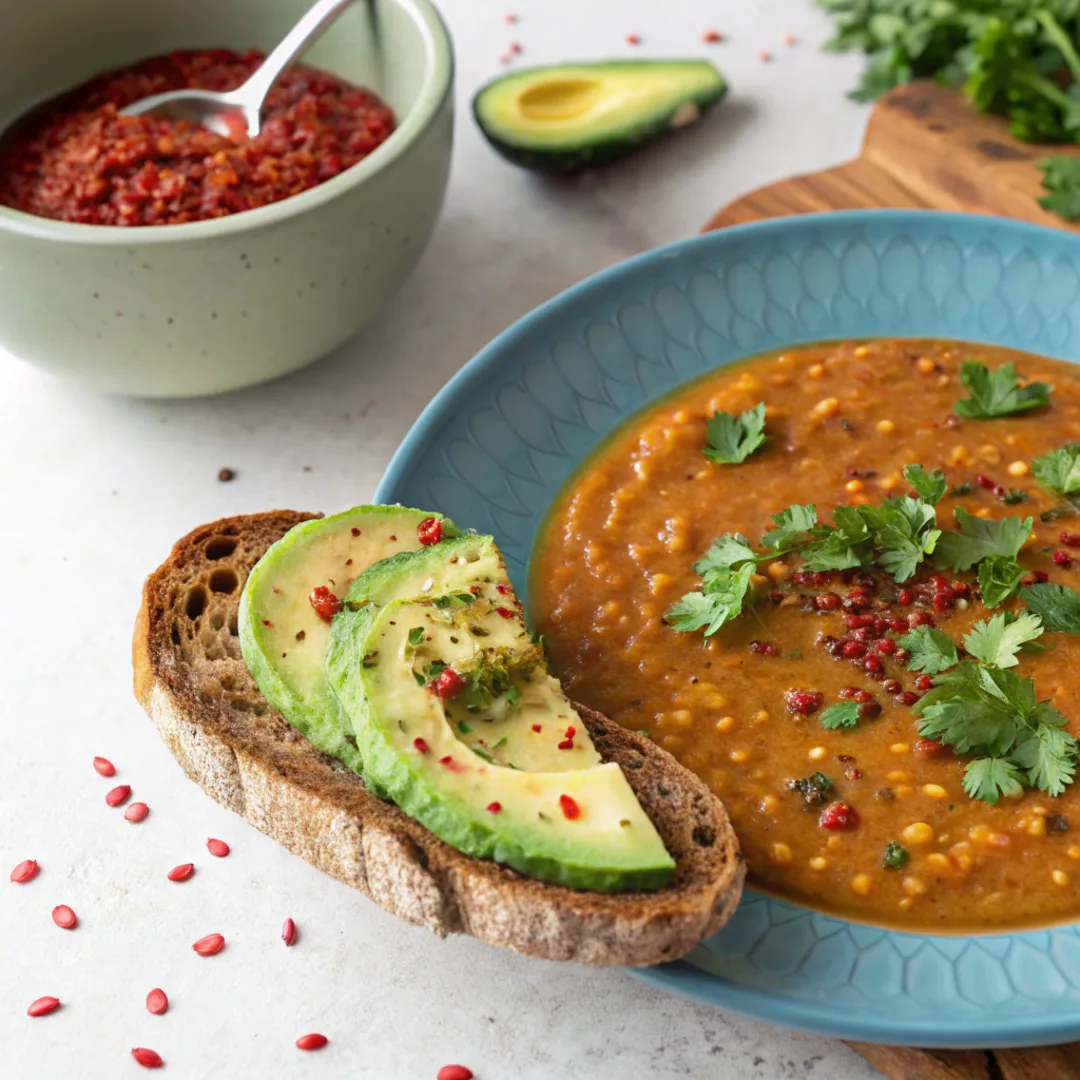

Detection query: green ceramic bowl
xmin=0 ymin=0 xmax=453 ymax=397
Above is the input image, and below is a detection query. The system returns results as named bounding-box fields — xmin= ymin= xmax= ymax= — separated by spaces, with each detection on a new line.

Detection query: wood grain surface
xmin=701 ymin=78 xmax=1080 ymax=1080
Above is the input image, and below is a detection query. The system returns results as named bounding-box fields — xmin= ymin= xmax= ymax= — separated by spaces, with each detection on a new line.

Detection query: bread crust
xmin=133 ymin=511 xmax=745 ymax=966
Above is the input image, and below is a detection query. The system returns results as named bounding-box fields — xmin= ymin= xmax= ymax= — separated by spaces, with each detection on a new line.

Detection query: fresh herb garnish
xmin=951 ymin=481 xmax=974 ymax=496
xmin=954 ymin=361 xmax=1052 ymax=419
xmin=457 ymin=720 xmax=473 ymax=734
xmin=703 ymin=402 xmax=767 ymax=465
xmin=787 ymin=772 xmax=833 ymax=807
xmin=881 ymin=841 xmax=909 ymax=870
xmin=903 ymin=463 xmax=947 ymax=505
xmin=1032 ymin=443 xmax=1080 ymax=499
xmin=820 ymin=701 xmax=861 ymax=729
xmin=1039 ymin=157 xmax=1080 ymax=221
xmin=963 ymin=611 xmax=1044 ymax=669
xmin=664 ymin=563 xmax=755 ymax=637
xmin=858 ymin=495 xmax=941 ymax=582
xmin=896 ymin=626 xmax=959 ymax=675
xmin=1000 ymin=489 xmax=1029 ymax=506
xmin=1042 ymin=504 xmax=1078 ymax=523
xmin=407 ymin=626 xmax=425 ymax=647
xmin=933 ymin=506 xmax=1032 ymax=572
xmin=504 ymin=685 xmax=520 ymax=708
xmin=761 ymin=504 xmax=818 ymax=552
xmin=1022 ymin=582 xmax=1080 ymax=633
xmin=977 ymin=554 xmax=1027 ymax=608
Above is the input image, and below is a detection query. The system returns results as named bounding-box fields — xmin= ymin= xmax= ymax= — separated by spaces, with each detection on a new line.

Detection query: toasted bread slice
xmin=133 ymin=511 xmax=745 ymax=966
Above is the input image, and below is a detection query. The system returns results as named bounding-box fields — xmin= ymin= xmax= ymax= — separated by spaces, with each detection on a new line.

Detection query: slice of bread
xmin=133 ymin=511 xmax=746 ymax=966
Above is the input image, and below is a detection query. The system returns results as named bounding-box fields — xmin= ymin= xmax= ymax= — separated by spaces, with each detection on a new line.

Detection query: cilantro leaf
xmin=800 ymin=504 xmax=872 ymax=572
xmin=1039 ymin=156 xmax=1080 ymax=222
xmin=694 ymin=533 xmax=759 ymax=574
xmin=897 ymin=626 xmax=959 ymax=675
xmin=962 ymin=757 xmax=1026 ymax=804
xmin=914 ymin=664 xmax=1024 ymax=756
xmin=819 ymin=701 xmax=861 ymax=730
xmin=933 ymin=507 xmax=1032 ymax=572
xmin=903 ymin=464 xmax=947 ymax=506
xmin=761 ymin=504 xmax=817 ymax=551
xmin=703 ymin=403 xmax=767 ymax=465
xmin=881 ymin=841 xmax=909 ymax=870
xmin=954 ymin=361 xmax=1053 ymax=419
xmin=963 ymin=611 xmax=1044 ymax=669
xmin=1032 ymin=443 xmax=1080 ymax=498
xmin=977 ymin=555 xmax=1027 ymax=608
xmin=858 ymin=496 xmax=941 ymax=582
xmin=1021 ymin=582 xmax=1080 ymax=633
xmin=407 ymin=626 xmax=425 ymax=646
xmin=1013 ymin=723 xmax=1079 ymax=797
xmin=665 ymin=563 xmax=754 ymax=638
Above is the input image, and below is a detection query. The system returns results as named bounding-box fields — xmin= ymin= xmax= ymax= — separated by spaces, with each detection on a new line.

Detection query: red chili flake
xmin=531 ymin=724 xmax=542 ymax=733
xmin=93 ymin=756 xmax=116 ymax=777
xmin=487 ymin=802 xmax=502 ymax=814
xmin=272 ymin=586 xmax=281 ymax=594
xmin=10 ymin=858 xmax=39 ymax=883
xmin=559 ymin=794 xmax=580 ymax=820
xmin=626 ymin=33 xmax=641 ymax=45
xmin=504 ymin=12 xmax=518 ymax=22
xmin=510 ymin=41 xmax=522 ymax=54
xmin=296 ymin=1034 xmax=328 ymax=1051
xmin=282 ymin=917 xmax=297 ymax=946
xmin=819 ymin=801 xmax=859 ymax=830
xmin=495 ymin=583 xmax=510 ymax=595
xmin=414 ymin=737 xmax=430 ymax=754
xmin=785 ymin=689 xmax=823 ymax=715
xmin=759 ymin=49 xmax=773 ymax=62
xmin=131 ymin=1047 xmax=164 ymax=1069
xmin=52 ymin=904 xmax=76 ymax=929
xmin=437 ymin=1067 xmax=474 ymax=1080
xmin=557 ymin=739 xmax=574 ymax=750
xmin=206 ymin=838 xmax=230 ymax=857
xmin=27 ymin=996 xmax=60 ymax=1017
xmin=417 ymin=517 xmax=443 ymax=546
xmin=702 ymin=29 xmax=723 ymax=43
xmin=309 ymin=585 xmax=343 ymax=623
xmin=469 ymin=584 xmax=483 ymax=595
xmin=192 ymin=932 xmax=225 ymax=956
xmin=781 ymin=32 xmax=797 ymax=45
xmin=124 ymin=802 xmax=149 ymax=823
xmin=494 ymin=606 xmax=515 ymax=619
xmin=1054 ymin=550 xmax=1072 ymax=567
xmin=167 ymin=862 xmax=195 ymax=882
xmin=262 ymin=619 xmax=274 ymax=627
xmin=146 ymin=988 xmax=168 ymax=1015
xmin=105 ymin=784 xmax=131 ymax=807
xmin=430 ymin=668 xmax=466 ymax=700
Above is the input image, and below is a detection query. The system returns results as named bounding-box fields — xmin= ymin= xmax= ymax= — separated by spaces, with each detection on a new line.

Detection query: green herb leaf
xmin=665 ymin=563 xmax=754 ymax=638
xmin=703 ymin=402 xmax=767 ymax=465
xmin=1021 ymin=582 xmax=1080 ymax=633
xmin=963 ymin=611 xmax=1044 ymax=669
xmin=881 ymin=841 xmax=909 ymax=870
xmin=786 ymin=772 xmax=832 ymax=807
xmin=457 ymin=720 xmax=473 ymax=735
xmin=1000 ymin=489 xmax=1029 ymax=506
xmin=1013 ymin=724 xmax=1079 ymax=796
xmin=819 ymin=701 xmax=861 ymax=730
xmin=954 ymin=361 xmax=1052 ymax=419
xmin=761 ymin=504 xmax=818 ymax=551
xmin=407 ymin=626 xmax=425 ymax=647
xmin=977 ymin=555 xmax=1027 ymax=608
xmin=934 ymin=507 xmax=1032 ymax=572
xmin=1039 ymin=156 xmax=1080 ymax=221
xmin=1032 ymin=443 xmax=1080 ymax=498
xmin=904 ymin=464 xmax=947 ymax=505
xmin=897 ymin=626 xmax=959 ymax=675
xmin=799 ymin=504 xmax=873 ymax=572
xmin=962 ymin=757 xmax=1026 ymax=804
xmin=858 ymin=496 xmax=941 ymax=582
xmin=505 ymin=685 xmax=520 ymax=708
xmin=413 ymin=671 xmax=426 ymax=687
xmin=694 ymin=533 xmax=759 ymax=573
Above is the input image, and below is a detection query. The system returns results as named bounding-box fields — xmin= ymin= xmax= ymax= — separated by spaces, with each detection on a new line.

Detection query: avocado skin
xmin=473 ymin=59 xmax=727 ymax=174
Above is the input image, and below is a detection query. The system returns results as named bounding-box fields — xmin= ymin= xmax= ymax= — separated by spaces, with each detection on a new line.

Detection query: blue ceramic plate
xmin=376 ymin=211 xmax=1080 ymax=1048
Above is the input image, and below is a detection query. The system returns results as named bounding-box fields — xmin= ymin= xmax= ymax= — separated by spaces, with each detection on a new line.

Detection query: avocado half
xmin=473 ymin=59 xmax=727 ymax=173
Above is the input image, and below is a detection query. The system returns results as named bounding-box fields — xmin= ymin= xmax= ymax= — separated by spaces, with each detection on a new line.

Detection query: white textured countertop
xmin=0 ymin=1 xmax=884 ymax=1077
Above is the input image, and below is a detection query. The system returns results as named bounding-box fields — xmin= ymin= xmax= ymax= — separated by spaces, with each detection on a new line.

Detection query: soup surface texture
xmin=531 ymin=339 xmax=1080 ymax=931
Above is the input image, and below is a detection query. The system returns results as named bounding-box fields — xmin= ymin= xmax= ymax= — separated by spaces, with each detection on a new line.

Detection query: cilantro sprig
xmin=933 ymin=506 xmax=1032 ymax=605
xmin=1022 ymin=582 xmax=1080 ymax=633
xmin=1039 ymin=157 xmax=1080 ymax=222
xmin=820 ymin=701 xmax=861 ymax=730
xmin=954 ymin=361 xmax=1052 ymax=420
xmin=1032 ymin=443 xmax=1080 ymax=500
xmin=703 ymin=403 xmax=767 ymax=465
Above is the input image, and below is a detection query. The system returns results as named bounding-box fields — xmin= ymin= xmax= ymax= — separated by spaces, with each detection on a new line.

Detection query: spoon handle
xmin=241 ymin=0 xmax=357 ymax=110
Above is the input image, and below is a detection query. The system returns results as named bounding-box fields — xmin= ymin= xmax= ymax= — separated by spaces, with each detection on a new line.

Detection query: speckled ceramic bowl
xmin=0 ymin=0 xmax=453 ymax=397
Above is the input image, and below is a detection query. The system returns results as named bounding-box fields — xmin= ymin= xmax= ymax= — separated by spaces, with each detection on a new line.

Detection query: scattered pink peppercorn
xmin=819 ymin=801 xmax=859 ymax=830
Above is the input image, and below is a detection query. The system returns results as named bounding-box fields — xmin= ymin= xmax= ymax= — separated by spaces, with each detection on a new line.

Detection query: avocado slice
xmin=473 ymin=60 xmax=727 ymax=173
xmin=328 ymin=590 xmax=675 ymax=892
xmin=238 ymin=505 xmax=454 ymax=781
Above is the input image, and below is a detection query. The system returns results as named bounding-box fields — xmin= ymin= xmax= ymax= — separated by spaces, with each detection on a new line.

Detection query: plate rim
xmin=375 ymin=209 xmax=1080 ymax=1048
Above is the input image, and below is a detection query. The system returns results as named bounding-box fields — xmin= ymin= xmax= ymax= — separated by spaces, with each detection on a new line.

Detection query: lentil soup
xmin=531 ymin=339 xmax=1080 ymax=932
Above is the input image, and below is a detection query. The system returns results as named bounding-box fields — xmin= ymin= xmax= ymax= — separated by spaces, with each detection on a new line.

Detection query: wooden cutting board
xmin=701 ymin=78 xmax=1080 ymax=1080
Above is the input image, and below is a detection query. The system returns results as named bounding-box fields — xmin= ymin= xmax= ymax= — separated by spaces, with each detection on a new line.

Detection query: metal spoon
xmin=122 ymin=0 xmax=357 ymax=139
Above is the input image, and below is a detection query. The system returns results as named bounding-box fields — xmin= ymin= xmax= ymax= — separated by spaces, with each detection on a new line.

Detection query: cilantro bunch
xmin=817 ymin=0 xmax=1080 ymax=145
xmin=903 ymin=612 xmax=1078 ymax=802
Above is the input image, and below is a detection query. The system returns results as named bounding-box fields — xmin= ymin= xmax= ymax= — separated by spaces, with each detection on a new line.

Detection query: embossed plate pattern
xmin=376 ymin=211 xmax=1080 ymax=1047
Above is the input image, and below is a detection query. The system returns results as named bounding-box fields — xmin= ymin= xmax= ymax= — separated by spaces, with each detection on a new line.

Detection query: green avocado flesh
xmin=473 ymin=60 xmax=727 ymax=173
xmin=238 ymin=505 xmax=451 ymax=780
xmin=327 ymin=562 xmax=675 ymax=891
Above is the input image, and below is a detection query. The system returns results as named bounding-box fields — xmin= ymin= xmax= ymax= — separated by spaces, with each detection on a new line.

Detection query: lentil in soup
xmin=531 ymin=339 xmax=1080 ymax=931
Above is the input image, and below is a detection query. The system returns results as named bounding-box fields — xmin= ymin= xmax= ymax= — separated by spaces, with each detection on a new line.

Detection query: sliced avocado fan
xmin=473 ymin=59 xmax=727 ymax=173
xmin=327 ymin=545 xmax=675 ymax=892
xmin=238 ymin=505 xmax=455 ymax=783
